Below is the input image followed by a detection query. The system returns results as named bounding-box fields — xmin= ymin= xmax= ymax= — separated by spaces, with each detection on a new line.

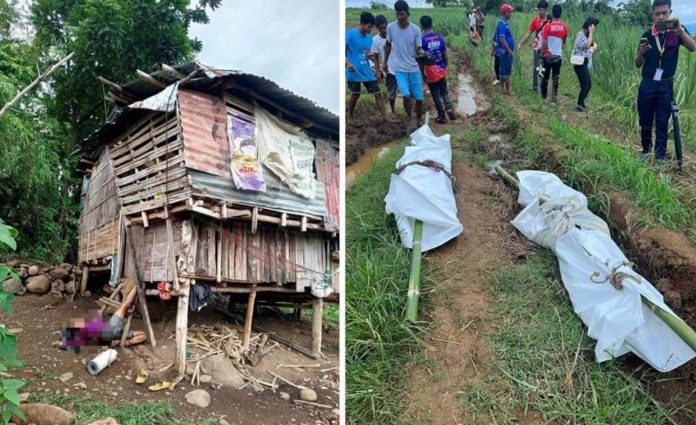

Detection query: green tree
xmin=0 ymin=220 xmax=25 ymax=425
xmin=619 ymin=0 xmax=652 ymax=27
xmin=0 ymin=0 xmax=221 ymax=262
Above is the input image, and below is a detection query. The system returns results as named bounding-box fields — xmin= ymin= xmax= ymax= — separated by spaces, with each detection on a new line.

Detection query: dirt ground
xmin=2 ymin=290 xmax=339 ymax=425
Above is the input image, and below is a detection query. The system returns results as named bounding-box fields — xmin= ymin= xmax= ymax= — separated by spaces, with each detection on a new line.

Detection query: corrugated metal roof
xmin=80 ymin=62 xmax=338 ymax=161
xmin=189 ymin=167 xmax=328 ymax=220
xmin=178 ymin=89 xmax=231 ymax=177
xmin=118 ymin=62 xmax=337 ymax=134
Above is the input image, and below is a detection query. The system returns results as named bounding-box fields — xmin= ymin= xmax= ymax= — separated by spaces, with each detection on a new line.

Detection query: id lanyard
xmin=653 ymin=32 xmax=665 ymax=81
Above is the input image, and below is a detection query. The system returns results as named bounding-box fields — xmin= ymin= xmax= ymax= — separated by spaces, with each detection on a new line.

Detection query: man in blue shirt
xmin=495 ymin=4 xmax=515 ymax=95
xmin=346 ymin=12 xmax=387 ymax=119
xmin=635 ymin=0 xmax=695 ymax=169
xmin=420 ymin=15 xmax=456 ymax=124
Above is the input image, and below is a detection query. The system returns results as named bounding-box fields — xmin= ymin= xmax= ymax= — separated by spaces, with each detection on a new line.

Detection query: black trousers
xmin=428 ymin=78 xmax=453 ymax=118
xmin=637 ymin=79 xmax=672 ymax=159
xmin=573 ymin=59 xmax=592 ymax=108
xmin=541 ymin=57 xmax=562 ymax=99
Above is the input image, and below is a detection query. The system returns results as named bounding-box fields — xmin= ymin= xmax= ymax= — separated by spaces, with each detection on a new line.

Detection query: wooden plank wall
xmin=219 ymin=221 xmax=327 ymax=286
xmin=122 ymin=218 xmax=328 ymax=287
xmin=109 ymin=112 xmax=190 ymax=216
xmin=78 ymin=148 xmax=120 ymax=263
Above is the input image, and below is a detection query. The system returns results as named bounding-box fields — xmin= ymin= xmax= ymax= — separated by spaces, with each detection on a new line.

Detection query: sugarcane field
xmin=346 ymin=2 xmax=696 ymax=424
xmin=0 ymin=1 xmax=340 ymax=424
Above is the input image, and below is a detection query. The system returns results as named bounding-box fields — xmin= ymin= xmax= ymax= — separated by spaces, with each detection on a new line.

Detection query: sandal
xmin=148 ymin=381 xmax=171 ymax=391
xmin=135 ymin=369 xmax=149 ymax=384
xmin=435 ymin=116 xmax=446 ymax=124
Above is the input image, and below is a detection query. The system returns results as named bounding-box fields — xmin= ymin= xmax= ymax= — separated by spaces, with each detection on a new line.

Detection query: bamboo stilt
xmin=312 ymin=297 xmax=323 ymax=359
xmin=80 ymin=266 xmax=90 ymax=296
xmin=175 ymin=280 xmax=191 ymax=374
xmin=242 ymin=290 xmax=257 ymax=352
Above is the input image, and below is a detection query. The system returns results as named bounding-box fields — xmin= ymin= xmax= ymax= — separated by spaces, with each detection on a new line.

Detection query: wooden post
xmin=251 ymin=207 xmax=258 ymax=234
xmin=165 ymin=214 xmax=179 ymax=290
xmin=242 ymin=289 xmax=257 ymax=352
xmin=175 ymin=280 xmax=191 ymax=374
xmin=216 ymin=226 xmax=222 ymax=283
xmin=312 ymin=297 xmax=323 ymax=359
xmin=125 ymin=225 xmax=157 ymax=347
xmin=80 ymin=266 xmax=90 ymax=296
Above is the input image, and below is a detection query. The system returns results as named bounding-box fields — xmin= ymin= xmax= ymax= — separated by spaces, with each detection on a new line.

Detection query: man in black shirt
xmin=635 ymin=0 xmax=695 ymax=169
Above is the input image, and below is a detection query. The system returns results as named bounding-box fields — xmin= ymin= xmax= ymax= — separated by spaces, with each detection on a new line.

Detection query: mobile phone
xmin=640 ymin=37 xmax=650 ymax=47
xmin=655 ymin=19 xmax=680 ymax=31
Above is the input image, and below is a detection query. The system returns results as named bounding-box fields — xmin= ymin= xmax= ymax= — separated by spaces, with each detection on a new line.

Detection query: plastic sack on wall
xmin=227 ymin=112 xmax=266 ymax=192
xmin=512 ymin=170 xmax=695 ymax=372
xmin=255 ymin=106 xmax=316 ymax=199
xmin=384 ymin=125 xmax=463 ymax=252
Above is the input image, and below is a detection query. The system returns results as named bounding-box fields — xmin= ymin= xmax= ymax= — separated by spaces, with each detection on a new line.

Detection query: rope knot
xmin=590 ymin=261 xmax=640 ymax=290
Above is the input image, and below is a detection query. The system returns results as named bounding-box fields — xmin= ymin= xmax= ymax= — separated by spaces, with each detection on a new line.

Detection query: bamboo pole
xmin=405 ymin=112 xmax=429 ymax=322
xmin=406 ymin=220 xmax=424 ymax=322
xmin=0 ymin=52 xmax=75 ymax=119
xmin=493 ymin=163 xmax=696 ymax=353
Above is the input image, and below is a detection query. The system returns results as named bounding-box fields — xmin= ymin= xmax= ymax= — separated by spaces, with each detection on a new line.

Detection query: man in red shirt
xmin=518 ymin=1 xmax=549 ymax=92
xmin=540 ymin=4 xmax=568 ymax=103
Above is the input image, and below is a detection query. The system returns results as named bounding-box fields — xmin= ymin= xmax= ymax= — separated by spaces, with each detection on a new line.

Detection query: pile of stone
xmin=1 ymin=260 xmax=79 ymax=296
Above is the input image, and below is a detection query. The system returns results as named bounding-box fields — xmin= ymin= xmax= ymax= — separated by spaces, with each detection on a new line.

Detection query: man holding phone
xmin=635 ymin=0 xmax=696 ymax=169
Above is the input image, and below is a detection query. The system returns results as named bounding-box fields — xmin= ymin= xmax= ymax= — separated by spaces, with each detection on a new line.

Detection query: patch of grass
xmin=461 ymin=250 xmax=690 ymax=424
xmin=29 ymin=393 xmax=218 ymax=425
xmin=34 ymin=370 xmax=56 ymax=381
xmin=346 ymin=143 xmax=433 ymax=424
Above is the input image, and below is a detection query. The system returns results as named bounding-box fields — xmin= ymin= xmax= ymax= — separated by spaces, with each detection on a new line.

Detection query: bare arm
xmin=383 ymin=41 xmax=392 ymax=72
xmin=679 ymin=26 xmax=696 ymax=52
xmin=499 ymin=36 xmax=512 ymax=56
xmin=635 ymin=41 xmax=650 ymax=68
xmin=519 ymin=30 xmax=534 ymax=48
xmin=585 ymin=26 xmax=594 ymax=49
xmin=370 ymin=55 xmax=382 ymax=81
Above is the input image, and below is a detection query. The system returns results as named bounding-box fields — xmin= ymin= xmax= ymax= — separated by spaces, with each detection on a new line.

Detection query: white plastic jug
xmin=87 ymin=349 xmax=118 ymax=375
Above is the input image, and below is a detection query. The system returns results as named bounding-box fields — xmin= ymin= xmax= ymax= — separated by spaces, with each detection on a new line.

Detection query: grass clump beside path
xmin=30 ymin=394 xmax=217 ymax=425
xmin=462 ymin=250 xmax=690 ymax=424
xmin=346 ymin=144 xmax=433 ymax=424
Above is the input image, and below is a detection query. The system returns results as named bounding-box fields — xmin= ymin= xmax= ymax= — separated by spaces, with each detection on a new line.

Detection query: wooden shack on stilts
xmin=76 ymin=63 xmax=340 ymax=373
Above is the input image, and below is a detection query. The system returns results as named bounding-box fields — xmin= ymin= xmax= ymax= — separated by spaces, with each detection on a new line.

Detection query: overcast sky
xmin=346 ymin=0 xmax=696 ymax=24
xmin=190 ymin=0 xmax=339 ymax=113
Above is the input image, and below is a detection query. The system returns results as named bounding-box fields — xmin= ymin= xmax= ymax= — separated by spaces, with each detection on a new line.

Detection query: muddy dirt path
xmin=377 ymin=66 xmax=527 ymax=423
xmin=401 ymin=158 xmax=528 ymax=424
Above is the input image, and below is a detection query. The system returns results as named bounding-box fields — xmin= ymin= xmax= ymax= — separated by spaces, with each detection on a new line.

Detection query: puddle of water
xmin=456 ymin=73 xmax=479 ymax=117
xmin=346 ymin=142 xmax=397 ymax=186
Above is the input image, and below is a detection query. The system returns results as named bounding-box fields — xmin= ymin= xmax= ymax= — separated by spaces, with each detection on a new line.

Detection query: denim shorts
xmin=395 ymin=71 xmax=424 ymax=101
xmin=498 ymin=54 xmax=513 ymax=79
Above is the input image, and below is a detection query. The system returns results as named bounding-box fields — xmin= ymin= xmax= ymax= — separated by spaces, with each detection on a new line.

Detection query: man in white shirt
xmin=371 ymin=14 xmax=397 ymax=114
xmin=383 ymin=0 xmax=425 ymax=125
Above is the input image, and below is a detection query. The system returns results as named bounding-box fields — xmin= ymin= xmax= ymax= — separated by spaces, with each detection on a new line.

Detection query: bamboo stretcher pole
xmin=405 ymin=112 xmax=429 ymax=322
xmin=493 ymin=164 xmax=696 ymax=353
